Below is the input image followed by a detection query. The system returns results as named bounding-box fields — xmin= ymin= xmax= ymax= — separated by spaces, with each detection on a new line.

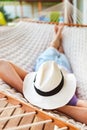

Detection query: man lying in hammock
xmin=0 ymin=24 xmax=87 ymax=124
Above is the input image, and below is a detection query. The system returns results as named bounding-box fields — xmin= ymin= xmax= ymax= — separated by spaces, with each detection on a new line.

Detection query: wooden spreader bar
xmin=0 ymin=92 xmax=79 ymax=130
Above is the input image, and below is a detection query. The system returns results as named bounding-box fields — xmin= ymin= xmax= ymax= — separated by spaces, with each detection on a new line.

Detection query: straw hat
xmin=23 ymin=61 xmax=76 ymax=110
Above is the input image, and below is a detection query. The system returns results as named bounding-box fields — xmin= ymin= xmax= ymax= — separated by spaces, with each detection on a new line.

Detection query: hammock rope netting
xmin=0 ymin=21 xmax=87 ymax=130
xmin=36 ymin=0 xmax=83 ymax=24
xmin=0 ymin=1 xmax=87 ymax=129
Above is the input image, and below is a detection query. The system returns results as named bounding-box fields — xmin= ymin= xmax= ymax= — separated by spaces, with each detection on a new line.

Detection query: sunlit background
xmin=0 ymin=0 xmax=87 ymax=25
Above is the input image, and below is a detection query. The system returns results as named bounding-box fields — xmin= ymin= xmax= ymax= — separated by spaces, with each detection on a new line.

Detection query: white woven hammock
xmin=0 ymin=21 xmax=87 ymax=130
xmin=37 ymin=0 xmax=83 ymax=24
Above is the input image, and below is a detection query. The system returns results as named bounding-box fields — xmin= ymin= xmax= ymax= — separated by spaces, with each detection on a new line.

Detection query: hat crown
xmin=35 ymin=61 xmax=62 ymax=92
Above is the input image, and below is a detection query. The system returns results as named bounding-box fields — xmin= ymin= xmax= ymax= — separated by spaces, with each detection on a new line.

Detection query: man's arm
xmin=57 ymin=105 xmax=87 ymax=124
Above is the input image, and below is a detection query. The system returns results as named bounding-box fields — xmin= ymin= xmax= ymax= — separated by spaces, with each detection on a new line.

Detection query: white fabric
xmin=63 ymin=26 xmax=87 ymax=99
xmin=0 ymin=21 xmax=53 ymax=71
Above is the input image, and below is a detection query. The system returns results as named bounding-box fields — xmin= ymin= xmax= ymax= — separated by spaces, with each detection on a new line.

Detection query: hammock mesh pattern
xmin=0 ymin=21 xmax=87 ymax=130
xmin=62 ymin=26 xmax=87 ymax=100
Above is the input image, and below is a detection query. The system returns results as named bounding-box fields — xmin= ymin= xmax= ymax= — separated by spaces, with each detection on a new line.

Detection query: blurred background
xmin=0 ymin=0 xmax=87 ymax=25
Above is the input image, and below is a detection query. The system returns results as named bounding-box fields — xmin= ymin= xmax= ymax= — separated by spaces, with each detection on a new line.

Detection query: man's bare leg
xmin=0 ymin=60 xmax=28 ymax=93
xmin=50 ymin=24 xmax=64 ymax=53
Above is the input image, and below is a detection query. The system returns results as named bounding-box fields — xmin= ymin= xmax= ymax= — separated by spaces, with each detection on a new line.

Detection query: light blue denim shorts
xmin=34 ymin=47 xmax=72 ymax=72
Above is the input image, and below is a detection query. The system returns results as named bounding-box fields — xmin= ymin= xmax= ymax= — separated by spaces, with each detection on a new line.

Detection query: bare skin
xmin=0 ymin=24 xmax=87 ymax=124
xmin=0 ymin=61 xmax=27 ymax=93
xmin=57 ymin=105 xmax=87 ymax=124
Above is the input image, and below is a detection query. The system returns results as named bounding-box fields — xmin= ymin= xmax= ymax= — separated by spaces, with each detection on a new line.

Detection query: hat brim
xmin=23 ymin=69 xmax=76 ymax=110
